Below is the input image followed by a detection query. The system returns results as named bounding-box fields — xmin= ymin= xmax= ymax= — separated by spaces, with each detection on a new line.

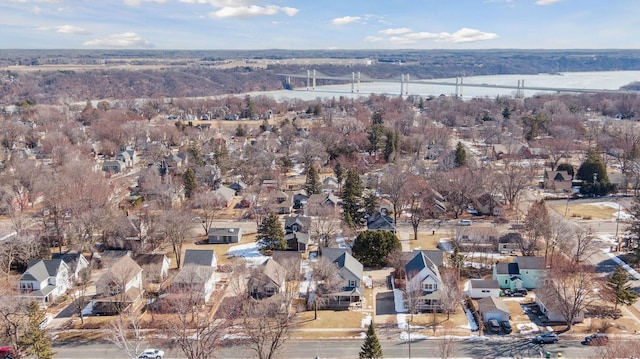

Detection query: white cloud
xmin=379 ymin=28 xmax=412 ymax=35
xmin=56 ymin=25 xmax=90 ymax=35
xmin=209 ymin=5 xmax=298 ymax=19
xmin=83 ymin=32 xmax=154 ymax=48
xmin=123 ymin=0 xmax=169 ymax=6
xmin=535 ymin=0 xmax=564 ymax=5
xmin=445 ymin=28 xmax=499 ymax=43
xmin=331 ymin=16 xmax=362 ymax=26
xmin=11 ymin=0 xmax=60 ymax=3
xmin=364 ymin=36 xmax=384 ymax=43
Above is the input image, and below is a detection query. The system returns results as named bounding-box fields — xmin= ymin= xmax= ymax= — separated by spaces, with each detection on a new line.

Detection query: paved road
xmin=52 ymin=338 xmax=599 ymax=359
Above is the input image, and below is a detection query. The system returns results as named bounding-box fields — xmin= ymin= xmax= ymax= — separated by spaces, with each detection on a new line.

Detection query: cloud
xmin=331 ymin=16 xmax=362 ymax=26
xmin=209 ymin=5 xmax=298 ymax=19
xmin=10 ymin=0 xmax=60 ymax=3
xmin=56 ymin=25 xmax=91 ymax=35
xmin=83 ymin=32 xmax=154 ymax=48
xmin=379 ymin=28 xmax=412 ymax=35
xmin=535 ymin=0 xmax=564 ymax=5
xmin=369 ymin=28 xmax=498 ymax=45
xmin=123 ymin=0 xmax=169 ymax=6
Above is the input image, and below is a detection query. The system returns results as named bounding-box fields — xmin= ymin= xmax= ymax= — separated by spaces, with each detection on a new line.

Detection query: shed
xmin=477 ymin=296 xmax=511 ymax=323
xmin=208 ymin=227 xmax=242 ymax=244
xmin=468 ymin=279 xmax=501 ymax=299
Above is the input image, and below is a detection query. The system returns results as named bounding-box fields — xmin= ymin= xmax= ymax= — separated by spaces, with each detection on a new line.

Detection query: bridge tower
xmin=313 ymin=69 xmax=316 ymax=90
xmin=351 ymin=72 xmax=361 ymax=93
xmin=306 ymin=70 xmax=310 ymax=91
xmin=405 ymin=74 xmax=410 ymax=95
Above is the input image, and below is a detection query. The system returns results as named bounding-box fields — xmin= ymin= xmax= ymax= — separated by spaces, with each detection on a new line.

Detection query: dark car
xmin=510 ymin=289 xmax=528 ymax=297
xmin=583 ymin=333 xmax=609 ymax=346
xmin=500 ymin=320 xmax=512 ymax=334
xmin=487 ymin=319 xmax=501 ymax=333
xmin=534 ymin=332 xmax=559 ymax=344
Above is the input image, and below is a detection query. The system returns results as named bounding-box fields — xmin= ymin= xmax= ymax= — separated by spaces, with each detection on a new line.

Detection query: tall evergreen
xmin=256 ymin=213 xmax=287 ymax=251
xmin=334 ymin=162 xmax=344 ymax=187
xmin=341 ymin=168 xmax=364 ymax=227
xmin=20 ymin=301 xmax=55 ymax=359
xmin=304 ymin=164 xmax=322 ymax=196
xmin=454 ymin=141 xmax=466 ymax=167
xmin=183 ymin=167 xmax=198 ymax=198
xmin=607 ymin=265 xmax=639 ymax=310
xmin=359 ymin=323 xmax=383 ymax=359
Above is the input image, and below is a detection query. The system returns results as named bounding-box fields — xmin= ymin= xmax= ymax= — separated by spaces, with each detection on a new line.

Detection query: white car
xmin=138 ymin=349 xmax=164 ymax=359
xmin=457 ymin=219 xmax=472 ymax=226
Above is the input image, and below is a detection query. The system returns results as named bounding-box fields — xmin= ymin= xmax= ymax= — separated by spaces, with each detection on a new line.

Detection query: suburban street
xmin=52 ymin=337 xmax=601 ymax=359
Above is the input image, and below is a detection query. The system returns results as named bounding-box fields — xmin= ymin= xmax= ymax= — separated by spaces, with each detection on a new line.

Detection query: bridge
xmin=278 ymin=70 xmax=636 ymax=98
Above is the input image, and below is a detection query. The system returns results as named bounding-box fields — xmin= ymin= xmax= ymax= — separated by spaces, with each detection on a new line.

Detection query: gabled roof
xmin=208 ymin=227 xmax=241 ymax=237
xmin=366 ymin=212 xmax=395 ymax=231
xmin=183 ymin=249 xmax=217 ymax=267
xmin=410 ymin=250 xmax=444 ymax=267
xmin=333 ymin=252 xmax=363 ymax=280
xmin=405 ymin=251 xmax=440 ymax=281
xmin=284 ymin=215 xmax=311 ymax=233
xmin=260 ymin=258 xmax=286 ymax=287
xmin=469 ymin=279 xmax=500 ymax=289
xmin=515 ymin=256 xmax=546 ymax=270
xmin=172 ymin=264 xmax=216 ymax=285
xmin=495 ymin=262 xmax=520 ymax=275
xmin=321 ymin=247 xmax=351 ymax=262
xmin=21 ymin=259 xmax=67 ymax=282
xmin=477 ymin=296 xmax=510 ymax=314
xmin=51 ymin=252 xmax=86 ymax=270
xmin=132 ymin=253 xmax=168 ymax=267
xmin=216 ymin=186 xmax=236 ymax=202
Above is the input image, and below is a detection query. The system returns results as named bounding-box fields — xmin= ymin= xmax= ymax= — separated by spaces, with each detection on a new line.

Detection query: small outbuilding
xmin=208 ymin=227 xmax=242 ymax=244
xmin=477 ymin=296 xmax=511 ymax=323
xmin=468 ymin=279 xmax=501 ymax=299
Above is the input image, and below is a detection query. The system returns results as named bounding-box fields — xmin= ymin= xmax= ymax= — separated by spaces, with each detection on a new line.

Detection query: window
xmin=348 ymin=280 xmax=356 ymax=287
xmin=291 ymin=224 xmax=298 ymax=232
xmin=107 ymin=281 xmax=121 ymax=296
xmin=422 ymin=283 xmax=437 ymax=291
xmin=265 ymin=286 xmax=276 ymax=295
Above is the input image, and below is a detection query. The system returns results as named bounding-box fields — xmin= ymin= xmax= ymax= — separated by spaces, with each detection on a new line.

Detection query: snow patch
xmin=227 ymin=242 xmax=268 ymax=265
xmin=464 ymin=308 xmax=479 ymax=331
xmin=361 ymin=314 xmax=372 ymax=328
xmin=516 ymin=322 xmax=539 ymax=335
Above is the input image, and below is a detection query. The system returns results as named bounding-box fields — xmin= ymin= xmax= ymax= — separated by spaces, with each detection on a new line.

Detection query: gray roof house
xmin=170 ymin=264 xmax=217 ymax=303
xmin=405 ymin=251 xmax=444 ymax=312
xmin=535 ymin=286 xmax=585 ymax=324
xmin=51 ymin=252 xmax=89 ymax=282
xmin=323 ymin=251 xmax=364 ymax=310
xmin=215 ymin=186 xmax=236 ymax=207
xmin=183 ymin=249 xmax=218 ymax=268
xmin=284 ymin=216 xmax=313 ymax=252
xmin=366 ymin=211 xmax=396 ymax=233
xmin=132 ymin=253 xmax=171 ymax=284
xmin=19 ymin=259 xmax=71 ymax=305
xmin=249 ymin=258 xmax=286 ymax=299
xmin=93 ymin=256 xmax=144 ymax=315
xmin=208 ymin=227 xmax=242 ymax=244
xmin=493 ymin=256 xmax=546 ymax=290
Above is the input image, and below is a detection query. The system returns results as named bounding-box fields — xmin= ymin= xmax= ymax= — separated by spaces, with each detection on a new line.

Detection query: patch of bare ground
xmin=410 ymin=232 xmax=449 ymax=251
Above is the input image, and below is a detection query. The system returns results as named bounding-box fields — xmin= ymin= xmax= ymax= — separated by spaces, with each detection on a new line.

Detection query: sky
xmin=0 ymin=0 xmax=639 ymax=50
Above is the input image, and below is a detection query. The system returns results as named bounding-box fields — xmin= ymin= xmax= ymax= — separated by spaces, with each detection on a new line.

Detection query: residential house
xmin=542 ymin=170 xmax=573 ymax=193
xmin=132 ymin=253 xmax=171 ymax=284
xmin=477 ymin=296 xmax=511 ymax=323
xmin=113 ymin=215 xmax=148 ymax=248
xmin=493 ymin=256 xmax=546 ymax=290
xmin=535 ymin=286 xmax=585 ymax=324
xmin=248 ymin=258 xmax=286 ymax=299
xmin=208 ymin=227 xmax=242 ymax=244
xmin=498 ymin=234 xmax=520 ymax=255
xmin=163 ymin=153 xmax=187 ymax=173
xmin=322 ymin=177 xmax=340 ymax=193
xmin=183 ymin=249 xmax=218 ymax=268
xmin=51 ymin=252 xmax=89 ymax=283
xmin=170 ymin=264 xmax=217 ymax=303
xmin=306 ymin=192 xmax=341 ymax=216
xmin=274 ymin=190 xmax=293 ymax=214
xmin=366 ymin=210 xmax=396 ymax=233
xmin=284 ymin=216 xmax=313 ymax=252
xmin=456 ymin=226 xmax=500 ymax=249
xmin=102 ymin=159 xmax=126 ymax=174
xmin=18 ymin=259 xmax=71 ymax=305
xmin=229 ymin=180 xmax=247 ymax=195
xmin=115 ymin=148 xmax=137 ymax=168
xmin=405 ymin=251 xmax=443 ymax=312
xmin=492 ymin=142 xmax=531 ymax=160
xmin=93 ymin=256 xmax=144 ymax=315
xmin=322 ymin=251 xmax=364 ymax=309
xmin=468 ymin=279 xmax=501 ymax=299
xmin=96 ymin=250 xmax=131 ymax=269
xmin=474 ymin=193 xmax=505 ymax=216
xmin=215 ymin=186 xmax=236 ymax=207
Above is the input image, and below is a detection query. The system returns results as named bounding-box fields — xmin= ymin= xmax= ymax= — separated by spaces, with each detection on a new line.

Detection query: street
xmin=52 ymin=338 xmax=599 ymax=359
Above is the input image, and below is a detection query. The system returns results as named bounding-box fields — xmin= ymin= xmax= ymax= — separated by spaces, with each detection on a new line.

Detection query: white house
xmin=171 ymin=264 xmax=218 ymax=303
xmin=468 ymin=279 xmax=501 ymax=299
xmin=18 ymin=259 xmax=71 ymax=305
xmin=405 ymin=251 xmax=443 ymax=312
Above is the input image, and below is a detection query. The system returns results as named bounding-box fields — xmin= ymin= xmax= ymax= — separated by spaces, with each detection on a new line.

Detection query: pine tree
xmin=341 ymin=168 xmax=364 ymax=227
xmin=454 ymin=141 xmax=466 ymax=167
xmin=183 ymin=167 xmax=198 ymax=198
xmin=607 ymin=265 xmax=639 ymax=310
xmin=359 ymin=323 xmax=383 ymax=359
xmin=20 ymin=301 xmax=55 ymax=359
xmin=256 ymin=213 xmax=287 ymax=251
xmin=304 ymin=164 xmax=322 ymax=196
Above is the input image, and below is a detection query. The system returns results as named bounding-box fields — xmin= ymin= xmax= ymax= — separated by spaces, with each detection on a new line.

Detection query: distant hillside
xmin=2 ymin=49 xmax=640 ymax=105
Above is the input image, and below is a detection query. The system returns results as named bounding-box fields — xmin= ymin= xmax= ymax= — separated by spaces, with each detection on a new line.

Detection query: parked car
xmin=504 ymin=288 xmax=528 ymax=297
xmin=583 ymin=333 xmax=609 ymax=346
xmin=534 ymin=332 xmax=559 ymax=344
xmin=457 ymin=219 xmax=473 ymax=226
xmin=138 ymin=349 xmax=164 ymax=359
xmin=487 ymin=319 xmax=501 ymax=333
xmin=500 ymin=320 xmax=512 ymax=334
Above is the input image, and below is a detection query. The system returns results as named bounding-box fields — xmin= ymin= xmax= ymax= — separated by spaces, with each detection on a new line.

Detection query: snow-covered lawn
xmin=227 ymin=242 xmax=268 ymax=265
xmin=585 ymin=201 xmax=635 ymax=220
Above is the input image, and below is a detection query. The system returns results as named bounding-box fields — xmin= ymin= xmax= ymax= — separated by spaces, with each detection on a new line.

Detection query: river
xmin=250 ymin=71 xmax=640 ymax=102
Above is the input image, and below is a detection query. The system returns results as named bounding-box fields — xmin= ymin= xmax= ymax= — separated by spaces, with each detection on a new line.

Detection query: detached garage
xmin=477 ymin=296 xmax=511 ymax=323
xmin=468 ymin=279 xmax=501 ymax=299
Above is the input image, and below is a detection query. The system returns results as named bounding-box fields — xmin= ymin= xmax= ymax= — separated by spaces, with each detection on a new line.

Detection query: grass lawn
xmin=550 ymin=203 xmax=617 ymax=220
xmin=408 ymin=310 xmax=470 ymax=330
xmin=294 ymin=310 xmax=370 ymax=329
xmin=410 ymin=232 xmax=449 ymax=251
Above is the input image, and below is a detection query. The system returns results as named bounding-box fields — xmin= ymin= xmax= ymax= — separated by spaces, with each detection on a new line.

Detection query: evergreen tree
xmin=352 ymin=230 xmax=401 ymax=268
xmin=371 ymin=109 xmax=384 ymax=125
xmin=367 ymin=124 xmax=386 ymax=157
xmin=334 ymin=162 xmax=344 ymax=186
xmin=183 ymin=167 xmax=198 ymax=199
xmin=341 ymin=168 xmax=364 ymax=227
xmin=244 ymin=94 xmax=255 ymax=119
xmin=383 ymin=129 xmax=400 ymax=163
xmin=577 ymin=148 xmax=612 ymax=195
xmin=235 ymin=124 xmax=247 ymax=137
xmin=454 ymin=141 xmax=466 ymax=167
xmin=607 ymin=265 xmax=639 ymax=310
xmin=256 ymin=213 xmax=287 ymax=251
xmin=556 ymin=163 xmax=574 ymax=177
xmin=363 ymin=191 xmax=379 ymax=217
xmin=304 ymin=164 xmax=322 ymax=196
xmin=502 ymin=106 xmax=511 ymax=120
xmin=359 ymin=323 xmax=383 ymax=359
xmin=20 ymin=301 xmax=54 ymax=359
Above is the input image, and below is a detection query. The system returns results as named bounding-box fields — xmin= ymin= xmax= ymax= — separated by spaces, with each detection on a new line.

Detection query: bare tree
xmin=238 ymin=297 xmax=293 ymax=359
xmin=439 ymin=268 xmax=462 ymax=320
xmin=591 ymin=339 xmax=640 ymax=359
xmin=0 ymin=287 xmax=29 ymax=357
xmin=309 ymin=205 xmax=341 ymax=250
xmin=379 ymin=163 xmax=410 ymax=225
xmin=106 ymin=311 xmax=145 ymax=359
xmin=572 ymin=225 xmax=599 ymax=264
xmin=435 ymin=329 xmax=460 ymax=359
xmin=496 ymin=160 xmax=535 ymax=209
xmin=151 ymin=208 xmax=193 ymax=268
xmin=521 ymin=200 xmax=551 ymax=256
xmin=68 ymin=266 xmax=93 ymax=325
xmin=308 ymin=257 xmax=343 ymax=319
xmin=190 ymin=190 xmax=225 ymax=236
